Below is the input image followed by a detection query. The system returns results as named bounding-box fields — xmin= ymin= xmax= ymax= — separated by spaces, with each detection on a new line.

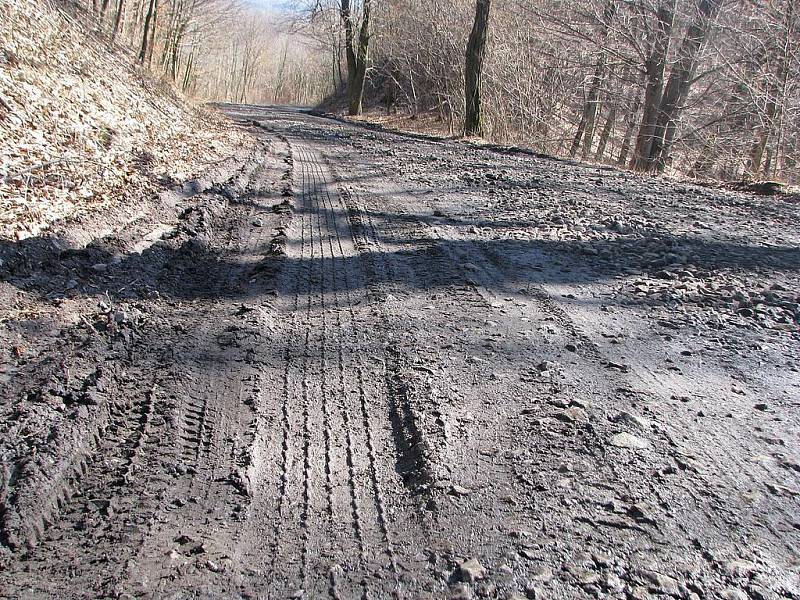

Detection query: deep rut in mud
xmin=1 ymin=106 xmax=799 ymax=600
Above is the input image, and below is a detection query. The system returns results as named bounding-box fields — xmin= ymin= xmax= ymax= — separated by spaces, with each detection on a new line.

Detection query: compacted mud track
xmin=1 ymin=106 xmax=799 ymax=599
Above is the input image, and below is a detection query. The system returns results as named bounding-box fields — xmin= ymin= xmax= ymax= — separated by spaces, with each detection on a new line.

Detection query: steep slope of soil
xmin=1 ymin=105 xmax=798 ymax=599
xmin=0 ymin=0 xmax=244 ymax=241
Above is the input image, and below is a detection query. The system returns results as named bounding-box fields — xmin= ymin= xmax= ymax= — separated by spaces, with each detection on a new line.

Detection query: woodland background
xmin=48 ymin=0 xmax=800 ymax=183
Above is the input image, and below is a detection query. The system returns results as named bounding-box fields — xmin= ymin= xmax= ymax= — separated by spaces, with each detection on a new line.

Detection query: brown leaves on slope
xmin=0 ymin=0 xmax=246 ymax=241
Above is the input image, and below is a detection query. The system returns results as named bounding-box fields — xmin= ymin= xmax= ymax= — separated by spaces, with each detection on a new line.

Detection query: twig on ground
xmin=2 ymin=158 xmax=75 ymax=181
xmin=79 ymin=315 xmax=100 ymax=334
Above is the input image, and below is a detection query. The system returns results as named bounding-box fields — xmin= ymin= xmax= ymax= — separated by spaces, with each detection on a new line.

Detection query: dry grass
xmin=347 ymin=109 xmax=457 ymax=139
xmin=0 ymin=0 xmax=246 ymax=241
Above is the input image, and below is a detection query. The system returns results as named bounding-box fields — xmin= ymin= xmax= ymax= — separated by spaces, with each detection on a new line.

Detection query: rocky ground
xmin=0 ymin=105 xmax=798 ymax=599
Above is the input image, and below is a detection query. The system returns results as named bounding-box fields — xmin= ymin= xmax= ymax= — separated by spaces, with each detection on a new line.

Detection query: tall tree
xmin=647 ymin=0 xmax=725 ymax=172
xmin=138 ymin=0 xmax=157 ymax=64
xmin=570 ymin=0 xmax=617 ymax=159
xmin=632 ymin=0 xmax=676 ymax=170
xmin=749 ymin=0 xmax=795 ymax=179
xmin=340 ymin=0 xmax=372 ymax=115
xmin=111 ymin=0 xmax=124 ymax=41
xmin=465 ymin=0 xmax=491 ymax=136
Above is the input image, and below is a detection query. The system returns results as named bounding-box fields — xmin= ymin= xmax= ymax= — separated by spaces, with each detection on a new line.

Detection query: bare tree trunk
xmin=764 ymin=144 xmax=775 ymax=176
xmin=170 ymin=22 xmax=186 ymax=81
xmin=570 ymin=112 xmax=588 ymax=158
xmin=182 ymin=49 xmax=194 ymax=92
xmin=580 ymin=59 xmax=605 ymax=160
xmin=350 ymin=0 xmax=371 ymax=115
xmin=275 ymin=40 xmax=289 ymax=103
xmin=632 ymin=0 xmax=675 ymax=170
xmin=750 ymin=106 xmax=773 ymax=178
xmin=336 ymin=28 xmax=344 ymax=89
xmin=138 ymin=0 xmax=156 ymax=64
xmin=464 ymin=0 xmax=491 ymax=137
xmin=340 ymin=0 xmax=372 ymax=116
xmin=772 ymin=0 xmax=795 ymax=179
xmin=330 ymin=28 xmax=338 ymax=91
xmin=160 ymin=0 xmax=181 ymax=74
xmin=341 ymin=0 xmax=356 ymax=85
xmin=648 ymin=0 xmax=725 ymax=172
xmin=409 ymin=69 xmax=418 ymax=117
xmin=575 ymin=1 xmax=616 ymax=159
xmin=618 ymin=69 xmax=645 ymax=166
xmin=146 ymin=0 xmax=158 ymax=67
xmin=595 ymin=104 xmax=616 ymax=161
xmin=240 ymin=60 xmax=249 ymax=103
xmin=131 ymin=0 xmax=146 ymax=47
xmin=100 ymin=0 xmax=110 ymax=24
xmin=111 ymin=0 xmax=124 ymax=42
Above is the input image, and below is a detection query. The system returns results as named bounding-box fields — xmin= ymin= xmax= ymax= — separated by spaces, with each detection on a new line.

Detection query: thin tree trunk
xmin=773 ymin=0 xmax=795 ymax=179
xmin=570 ymin=113 xmax=587 ymax=157
xmin=330 ymin=29 xmax=338 ymax=91
xmin=750 ymin=109 xmax=773 ymax=178
xmin=631 ymin=0 xmax=675 ymax=170
xmin=595 ymin=104 xmax=616 ymax=161
xmin=275 ymin=40 xmax=289 ymax=103
xmin=170 ymin=23 xmax=185 ymax=81
xmin=341 ymin=0 xmax=356 ymax=85
xmin=336 ymin=29 xmax=344 ymax=89
xmin=464 ymin=0 xmax=491 ymax=137
xmin=576 ymin=1 xmax=616 ymax=159
xmin=182 ymin=49 xmax=194 ymax=92
xmin=131 ymin=0 xmax=147 ymax=47
xmin=160 ymin=1 xmax=180 ymax=72
xmin=111 ymin=0 xmax=124 ymax=42
xmin=648 ymin=0 xmax=725 ymax=172
xmin=138 ymin=0 xmax=156 ymax=64
xmin=581 ymin=59 xmax=605 ymax=160
xmin=146 ymin=0 xmax=158 ymax=67
xmin=764 ymin=144 xmax=775 ymax=177
xmin=240 ymin=60 xmax=249 ymax=103
xmin=618 ymin=70 xmax=645 ymax=166
xmin=409 ymin=69 xmax=418 ymax=116
xmin=100 ymin=0 xmax=110 ymax=23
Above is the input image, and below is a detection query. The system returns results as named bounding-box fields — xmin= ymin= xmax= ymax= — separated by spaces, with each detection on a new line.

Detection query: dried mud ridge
xmin=1 ymin=106 xmax=799 ymax=599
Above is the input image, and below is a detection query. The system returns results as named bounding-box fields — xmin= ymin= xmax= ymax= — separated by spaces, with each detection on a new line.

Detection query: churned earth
xmin=1 ymin=105 xmax=798 ymax=599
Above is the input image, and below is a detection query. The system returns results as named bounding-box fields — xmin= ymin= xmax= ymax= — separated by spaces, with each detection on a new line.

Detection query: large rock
xmin=610 ymin=432 xmax=649 ymax=450
xmin=457 ymin=557 xmax=487 ymax=583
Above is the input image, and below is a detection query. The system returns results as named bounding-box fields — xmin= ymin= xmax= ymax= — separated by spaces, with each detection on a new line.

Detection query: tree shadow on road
xmin=1 ymin=201 xmax=798 ymax=311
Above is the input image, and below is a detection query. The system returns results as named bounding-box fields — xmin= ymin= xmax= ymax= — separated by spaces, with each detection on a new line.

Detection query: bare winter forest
xmin=61 ymin=0 xmax=800 ymax=183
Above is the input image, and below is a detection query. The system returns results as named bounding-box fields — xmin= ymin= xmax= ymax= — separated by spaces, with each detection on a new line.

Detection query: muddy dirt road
xmin=1 ymin=106 xmax=799 ymax=599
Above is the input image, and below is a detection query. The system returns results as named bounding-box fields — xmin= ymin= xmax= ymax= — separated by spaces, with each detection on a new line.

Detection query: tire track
xmin=302 ymin=145 xmax=420 ymax=596
xmin=317 ymin=157 xmax=402 ymax=588
xmin=302 ymin=145 xmax=350 ymax=600
xmin=112 ymin=144 xmax=291 ymax=595
xmin=267 ymin=139 xmax=311 ymax=595
xmin=295 ymin=144 xmax=365 ymax=599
